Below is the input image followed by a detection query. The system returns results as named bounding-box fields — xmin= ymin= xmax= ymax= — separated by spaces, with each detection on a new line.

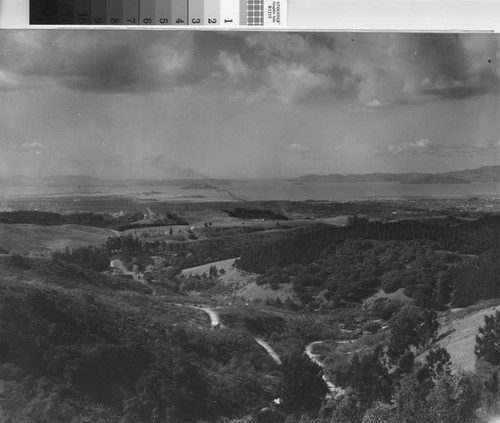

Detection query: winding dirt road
xmin=193 ymin=306 xmax=282 ymax=365
xmin=169 ymin=302 xmax=345 ymax=400
xmin=110 ymin=259 xmax=157 ymax=295
xmin=305 ymin=341 xmax=345 ymax=398
xmin=109 ymin=259 xmax=343 ymax=398
xmin=179 ymin=304 xmax=344 ymax=399
xmin=255 ymin=338 xmax=282 ymax=365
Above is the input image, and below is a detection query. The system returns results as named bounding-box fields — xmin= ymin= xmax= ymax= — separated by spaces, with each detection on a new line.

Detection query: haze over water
xmin=1 ymin=181 xmax=498 ymax=202
xmin=228 ymin=181 xmax=500 ymax=201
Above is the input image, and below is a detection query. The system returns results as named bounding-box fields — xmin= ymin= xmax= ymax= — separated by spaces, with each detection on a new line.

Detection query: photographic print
xmin=0 ymin=30 xmax=499 ymax=423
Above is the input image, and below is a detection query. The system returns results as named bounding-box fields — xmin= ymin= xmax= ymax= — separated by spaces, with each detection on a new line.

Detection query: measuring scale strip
xmin=30 ymin=0 xmax=286 ymax=26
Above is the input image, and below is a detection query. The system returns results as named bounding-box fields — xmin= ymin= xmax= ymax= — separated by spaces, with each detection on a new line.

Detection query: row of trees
xmin=450 ymin=248 xmax=500 ymax=307
xmin=237 ymin=216 xmax=500 ymax=310
xmin=0 ymin=210 xmax=143 ymax=227
xmin=0 ymin=209 xmax=189 ymax=231
xmin=52 ymin=246 xmax=110 ymax=272
xmin=223 ymin=207 xmax=288 ymax=220
xmin=237 ymin=216 xmax=500 ymax=275
xmin=254 ymin=238 xmax=462 ymax=311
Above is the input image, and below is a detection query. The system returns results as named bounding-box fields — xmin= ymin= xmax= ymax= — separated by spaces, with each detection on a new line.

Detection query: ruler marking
xmin=30 ymin=0 xmax=286 ymax=26
xmin=140 ymin=0 xmax=155 ymax=24
xmin=220 ymin=0 xmax=239 ymax=25
xmin=123 ymin=0 xmax=139 ymax=24
xmin=172 ymin=0 xmax=187 ymax=25
xmin=155 ymin=0 xmax=172 ymax=24
xmin=203 ymin=0 xmax=219 ymax=24
xmin=30 ymin=0 xmax=58 ymax=24
xmin=106 ymin=0 xmax=123 ymax=24
xmin=74 ymin=0 xmax=91 ymax=24
xmin=90 ymin=0 xmax=106 ymax=24
xmin=188 ymin=0 xmax=203 ymax=25
xmin=58 ymin=0 xmax=75 ymax=24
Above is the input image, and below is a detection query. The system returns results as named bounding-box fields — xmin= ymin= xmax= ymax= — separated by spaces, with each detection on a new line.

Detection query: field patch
xmin=181 ymin=258 xmax=261 ymax=298
xmin=362 ymin=288 xmax=413 ymax=309
xmin=417 ymin=300 xmax=500 ymax=373
xmin=236 ymin=281 xmax=298 ymax=303
xmin=182 ymin=258 xmax=240 ymax=277
xmin=0 ymin=223 xmax=116 ymax=254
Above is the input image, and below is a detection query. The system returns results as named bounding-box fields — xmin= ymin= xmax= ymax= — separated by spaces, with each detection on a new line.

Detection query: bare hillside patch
xmin=418 ymin=300 xmax=500 ymax=372
xmin=0 ymin=223 xmax=116 ymax=254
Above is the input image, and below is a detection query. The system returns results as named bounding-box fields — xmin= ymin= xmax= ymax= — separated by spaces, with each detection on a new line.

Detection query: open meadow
xmin=0 ymin=223 xmax=117 ymax=254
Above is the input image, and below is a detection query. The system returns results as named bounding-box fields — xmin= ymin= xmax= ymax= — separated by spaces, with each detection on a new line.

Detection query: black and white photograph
xmin=0 ymin=29 xmax=499 ymax=423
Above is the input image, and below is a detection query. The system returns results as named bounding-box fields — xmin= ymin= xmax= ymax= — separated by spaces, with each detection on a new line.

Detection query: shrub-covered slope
xmin=0 ymin=257 xmax=279 ymax=423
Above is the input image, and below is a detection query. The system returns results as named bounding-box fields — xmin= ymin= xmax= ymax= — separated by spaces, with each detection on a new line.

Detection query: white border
xmin=1 ymin=0 xmax=500 ymax=30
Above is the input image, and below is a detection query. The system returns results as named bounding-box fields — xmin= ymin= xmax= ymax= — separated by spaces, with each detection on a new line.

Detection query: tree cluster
xmin=0 ymin=261 xmax=283 ymax=422
xmin=450 ymin=248 xmax=500 ymax=307
xmin=52 ymin=246 xmax=110 ymax=272
xmin=475 ymin=310 xmax=500 ymax=366
xmin=386 ymin=306 xmax=439 ymax=364
xmin=223 ymin=207 xmax=288 ymax=221
xmin=237 ymin=216 xmax=500 ymax=311
xmin=236 ymin=216 xmax=500 ymax=276
xmin=0 ymin=210 xmax=143 ymax=227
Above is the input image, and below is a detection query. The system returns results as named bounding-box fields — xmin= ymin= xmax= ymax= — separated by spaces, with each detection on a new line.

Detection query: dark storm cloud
xmin=210 ymin=32 xmax=498 ymax=105
xmin=394 ymin=34 xmax=499 ymax=101
xmin=0 ymin=31 xmax=497 ymax=102
xmin=0 ymin=31 xmax=198 ymax=93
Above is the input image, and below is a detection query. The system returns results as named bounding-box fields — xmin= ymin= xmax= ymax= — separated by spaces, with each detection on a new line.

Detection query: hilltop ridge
xmin=1 ymin=166 xmax=498 ymax=187
xmin=294 ymin=165 xmax=500 ymax=184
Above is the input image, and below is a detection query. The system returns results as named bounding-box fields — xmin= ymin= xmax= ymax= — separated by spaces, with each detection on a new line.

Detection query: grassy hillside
xmin=416 ymin=300 xmax=500 ymax=373
xmin=0 ymin=223 xmax=116 ymax=254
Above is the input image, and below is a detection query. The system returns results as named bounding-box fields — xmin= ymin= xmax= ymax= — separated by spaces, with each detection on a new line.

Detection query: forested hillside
xmin=0 ymin=257 xmax=282 ymax=422
xmin=236 ymin=217 xmax=500 ymax=309
xmin=0 ymin=210 xmax=187 ymax=229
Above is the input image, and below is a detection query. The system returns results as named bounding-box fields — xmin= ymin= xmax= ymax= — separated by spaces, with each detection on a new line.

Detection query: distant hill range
xmin=401 ymin=176 xmax=470 ymax=185
xmin=294 ymin=165 xmax=500 ymax=184
xmin=0 ymin=166 xmax=498 ymax=187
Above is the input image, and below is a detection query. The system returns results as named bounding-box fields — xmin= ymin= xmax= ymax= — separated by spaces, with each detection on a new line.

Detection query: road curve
xmin=194 ymin=306 xmax=223 ymax=328
xmin=110 ymin=259 xmax=157 ymax=295
xmin=173 ymin=304 xmax=344 ymax=399
xmin=194 ymin=306 xmax=283 ymax=365
xmin=255 ymin=338 xmax=282 ymax=365
xmin=305 ymin=341 xmax=344 ymax=398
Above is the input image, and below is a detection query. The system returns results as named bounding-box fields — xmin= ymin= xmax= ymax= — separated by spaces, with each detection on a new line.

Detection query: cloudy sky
xmin=0 ymin=31 xmax=498 ymax=179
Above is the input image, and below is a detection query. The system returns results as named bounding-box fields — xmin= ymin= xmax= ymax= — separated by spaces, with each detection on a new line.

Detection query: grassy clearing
xmin=181 ymin=258 xmax=262 ymax=300
xmin=315 ymin=215 xmax=350 ymax=226
xmin=0 ymin=223 xmax=116 ymax=254
xmin=236 ymin=281 xmax=298 ymax=303
xmin=179 ymin=257 xmax=298 ymax=303
xmin=362 ymin=288 xmax=413 ymax=309
xmin=181 ymin=258 xmax=239 ymax=276
xmin=417 ymin=299 xmax=500 ymax=372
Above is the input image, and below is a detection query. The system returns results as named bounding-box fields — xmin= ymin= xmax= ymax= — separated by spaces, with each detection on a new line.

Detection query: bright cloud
xmin=387 ymin=139 xmax=436 ymax=155
xmin=21 ymin=142 xmax=46 ymax=149
xmin=215 ymin=51 xmax=250 ymax=83
xmin=289 ymin=143 xmax=311 ymax=153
